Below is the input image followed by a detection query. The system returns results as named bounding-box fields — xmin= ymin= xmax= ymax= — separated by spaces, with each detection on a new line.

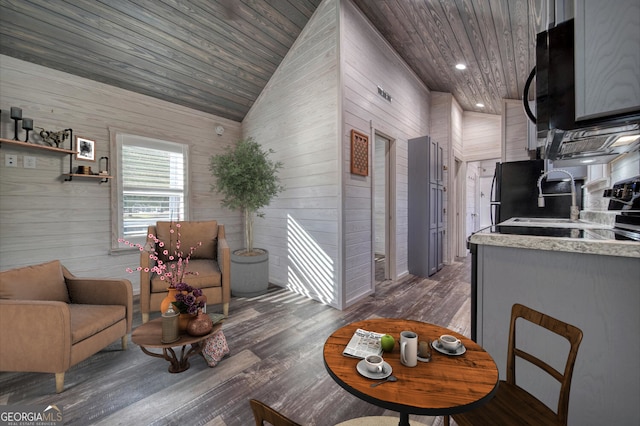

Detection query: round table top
xmin=132 ymin=317 xmax=221 ymax=348
xmin=323 ymin=318 xmax=499 ymax=417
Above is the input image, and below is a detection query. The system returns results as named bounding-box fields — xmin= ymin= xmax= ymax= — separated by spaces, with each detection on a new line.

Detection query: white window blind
xmin=115 ymin=133 xmax=189 ymax=247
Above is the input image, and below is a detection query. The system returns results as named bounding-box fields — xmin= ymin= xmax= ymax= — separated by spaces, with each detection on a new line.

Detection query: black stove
xmin=604 ymin=175 xmax=640 ymax=241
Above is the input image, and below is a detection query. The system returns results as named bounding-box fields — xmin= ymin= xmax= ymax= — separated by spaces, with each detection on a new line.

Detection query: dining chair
xmin=451 ymin=303 xmax=583 ymax=426
xmin=250 ymin=399 xmax=302 ymax=426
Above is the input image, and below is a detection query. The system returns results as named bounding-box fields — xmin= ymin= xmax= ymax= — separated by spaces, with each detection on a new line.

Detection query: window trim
xmin=109 ymin=128 xmax=190 ymax=251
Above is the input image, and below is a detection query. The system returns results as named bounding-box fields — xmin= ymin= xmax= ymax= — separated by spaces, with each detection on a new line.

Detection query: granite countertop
xmin=469 ymin=212 xmax=640 ymax=258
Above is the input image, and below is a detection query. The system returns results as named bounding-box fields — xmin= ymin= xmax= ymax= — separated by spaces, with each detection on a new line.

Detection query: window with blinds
xmin=115 ymin=133 xmax=189 ymax=247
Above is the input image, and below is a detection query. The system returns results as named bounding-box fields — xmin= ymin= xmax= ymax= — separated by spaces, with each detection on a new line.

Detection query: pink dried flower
xmin=118 ymin=222 xmax=202 ymax=288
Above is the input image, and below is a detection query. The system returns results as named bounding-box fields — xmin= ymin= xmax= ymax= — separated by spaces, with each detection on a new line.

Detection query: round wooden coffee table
xmin=324 ymin=319 xmax=498 ymax=426
xmin=132 ymin=317 xmax=221 ymax=373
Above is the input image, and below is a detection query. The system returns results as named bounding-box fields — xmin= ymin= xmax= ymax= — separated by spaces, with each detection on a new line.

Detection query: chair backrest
xmin=506 ymin=303 xmax=583 ymax=425
xmin=155 ymin=221 xmax=219 ymax=260
xmin=250 ymin=399 xmax=301 ymax=426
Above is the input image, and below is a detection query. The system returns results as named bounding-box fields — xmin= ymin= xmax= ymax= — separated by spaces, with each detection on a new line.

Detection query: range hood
xmin=544 ymin=123 xmax=640 ymax=164
xmin=533 ymin=18 xmax=640 ymax=164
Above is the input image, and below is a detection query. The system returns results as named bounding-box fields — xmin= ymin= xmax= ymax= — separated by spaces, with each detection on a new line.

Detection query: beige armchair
xmin=0 ymin=260 xmax=133 ymax=393
xmin=140 ymin=220 xmax=230 ymax=323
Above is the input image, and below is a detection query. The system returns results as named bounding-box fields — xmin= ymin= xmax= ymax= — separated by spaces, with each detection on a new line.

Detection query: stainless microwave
xmin=532 ymin=19 xmax=640 ymax=161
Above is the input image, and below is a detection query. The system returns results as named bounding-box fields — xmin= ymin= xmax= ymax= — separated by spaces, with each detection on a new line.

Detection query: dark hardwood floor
xmin=0 ymin=257 xmax=472 ymax=426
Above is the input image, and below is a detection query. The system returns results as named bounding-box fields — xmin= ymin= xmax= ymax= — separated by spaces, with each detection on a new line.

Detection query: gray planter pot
xmin=230 ymin=248 xmax=269 ymax=297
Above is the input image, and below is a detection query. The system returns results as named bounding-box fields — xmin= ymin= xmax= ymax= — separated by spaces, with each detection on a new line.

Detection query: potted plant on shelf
xmin=209 ymin=137 xmax=284 ymax=297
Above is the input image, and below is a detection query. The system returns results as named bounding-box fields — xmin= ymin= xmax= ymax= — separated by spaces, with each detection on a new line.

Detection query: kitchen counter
xmin=470 ymin=229 xmax=640 ymax=425
xmin=469 ymin=216 xmax=640 ymax=258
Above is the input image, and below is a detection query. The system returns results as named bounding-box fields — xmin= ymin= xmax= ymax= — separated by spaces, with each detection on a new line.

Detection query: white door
xmin=478 ymin=176 xmax=494 ymax=228
xmin=466 ymin=171 xmax=477 ymax=239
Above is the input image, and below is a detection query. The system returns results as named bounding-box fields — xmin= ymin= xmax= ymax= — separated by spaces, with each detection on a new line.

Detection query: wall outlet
xmin=5 ymin=154 xmax=17 ymax=167
xmin=24 ymin=156 xmax=36 ymax=169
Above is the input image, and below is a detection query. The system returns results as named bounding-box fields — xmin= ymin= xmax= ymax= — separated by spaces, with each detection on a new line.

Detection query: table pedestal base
xmin=139 ymin=342 xmax=203 ymax=373
xmin=335 ymin=416 xmax=429 ymax=426
xmin=399 ymin=413 xmax=409 ymax=426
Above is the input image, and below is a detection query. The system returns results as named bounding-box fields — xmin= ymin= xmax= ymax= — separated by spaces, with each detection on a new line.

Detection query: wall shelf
xmin=0 ymin=137 xmax=74 ymax=154
xmin=1 ymin=137 xmax=111 ymax=183
xmin=63 ymin=173 xmax=112 ymax=183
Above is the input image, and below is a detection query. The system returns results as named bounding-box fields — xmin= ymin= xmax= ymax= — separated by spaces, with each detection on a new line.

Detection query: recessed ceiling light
xmin=455 ymin=63 xmax=466 ymax=70
xmin=476 ymin=103 xmax=485 ymax=108
xmin=580 ymin=159 xmax=596 ymax=163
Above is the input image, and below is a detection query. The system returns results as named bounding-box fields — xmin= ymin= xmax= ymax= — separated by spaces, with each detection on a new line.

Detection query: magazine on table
xmin=342 ymin=328 xmax=384 ymax=359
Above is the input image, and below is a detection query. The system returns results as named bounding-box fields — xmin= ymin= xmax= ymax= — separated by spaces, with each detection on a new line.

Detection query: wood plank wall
xmin=462 ymin=111 xmax=501 ymax=162
xmin=0 ymin=55 xmax=242 ymax=293
xmin=502 ymin=99 xmax=532 ymax=162
xmin=242 ymin=0 xmax=341 ymax=306
xmin=243 ymin=0 xmax=431 ymax=309
xmin=611 ymin=150 xmax=640 ymax=188
xmin=341 ymin=0 xmax=431 ymax=307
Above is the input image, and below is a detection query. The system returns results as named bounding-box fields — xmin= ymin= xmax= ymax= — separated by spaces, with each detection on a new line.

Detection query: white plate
xmin=356 ymin=360 xmax=392 ymax=380
xmin=432 ymin=339 xmax=466 ymax=356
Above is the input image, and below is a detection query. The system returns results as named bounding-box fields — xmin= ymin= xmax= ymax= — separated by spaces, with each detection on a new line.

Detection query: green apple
xmin=380 ymin=334 xmax=395 ymax=352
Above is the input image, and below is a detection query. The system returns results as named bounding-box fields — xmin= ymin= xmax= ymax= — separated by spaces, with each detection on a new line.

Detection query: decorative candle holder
xmin=10 ymin=107 xmax=22 ymax=141
xmin=22 ymin=118 xmax=33 ymax=142
xmin=99 ymin=156 xmax=109 ymax=175
xmin=161 ymin=305 xmax=179 ymax=343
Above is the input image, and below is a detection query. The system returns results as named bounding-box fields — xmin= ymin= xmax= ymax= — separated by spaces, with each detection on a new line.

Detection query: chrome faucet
xmin=537 ymin=169 xmax=580 ymax=221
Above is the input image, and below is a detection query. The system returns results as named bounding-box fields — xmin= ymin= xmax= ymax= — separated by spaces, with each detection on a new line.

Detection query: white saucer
xmin=356 ymin=360 xmax=392 ymax=379
xmin=432 ymin=339 xmax=466 ymax=356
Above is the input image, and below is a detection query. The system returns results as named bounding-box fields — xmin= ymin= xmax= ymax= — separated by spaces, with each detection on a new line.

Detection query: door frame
xmin=372 ymin=130 xmax=396 ymax=281
xmin=455 ymin=158 xmax=467 ymax=257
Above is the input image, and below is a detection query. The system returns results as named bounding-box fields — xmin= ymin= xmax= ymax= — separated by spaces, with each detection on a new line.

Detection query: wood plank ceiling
xmin=0 ymin=0 xmax=545 ymax=121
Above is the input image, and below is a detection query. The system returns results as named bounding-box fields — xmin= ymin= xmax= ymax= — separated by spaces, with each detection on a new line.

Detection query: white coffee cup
xmin=400 ymin=331 xmax=418 ymax=367
xmin=439 ymin=334 xmax=462 ymax=351
xmin=365 ymin=354 xmax=384 ymax=373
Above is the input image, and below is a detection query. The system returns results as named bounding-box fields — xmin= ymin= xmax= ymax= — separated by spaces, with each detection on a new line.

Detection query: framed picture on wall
xmin=76 ymin=136 xmax=96 ymax=161
xmin=350 ymin=129 xmax=369 ymax=176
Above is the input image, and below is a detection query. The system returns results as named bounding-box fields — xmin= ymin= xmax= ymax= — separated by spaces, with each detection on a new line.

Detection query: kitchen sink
xmin=511 ymin=217 xmax=576 ymax=224
xmin=499 ymin=217 xmax=610 ymax=229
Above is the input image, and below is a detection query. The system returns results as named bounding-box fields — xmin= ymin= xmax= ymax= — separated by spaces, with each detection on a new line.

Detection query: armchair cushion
xmin=150 ymin=259 xmax=221 ymax=292
xmin=69 ymin=304 xmax=127 ymax=344
xmin=156 ymin=221 xmax=218 ymax=261
xmin=0 ymin=260 xmax=70 ymax=303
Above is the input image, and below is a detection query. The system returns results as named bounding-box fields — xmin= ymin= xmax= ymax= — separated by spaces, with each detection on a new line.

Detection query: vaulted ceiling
xmin=0 ymin=0 xmax=545 ymax=121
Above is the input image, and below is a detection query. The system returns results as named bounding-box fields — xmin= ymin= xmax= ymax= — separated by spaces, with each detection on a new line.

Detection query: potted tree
xmin=209 ymin=137 xmax=284 ymax=297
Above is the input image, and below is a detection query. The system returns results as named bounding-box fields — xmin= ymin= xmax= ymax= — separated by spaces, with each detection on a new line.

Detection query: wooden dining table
xmin=323 ymin=318 xmax=499 ymax=426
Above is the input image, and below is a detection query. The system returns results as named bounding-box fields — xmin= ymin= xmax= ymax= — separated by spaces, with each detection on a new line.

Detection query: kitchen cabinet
xmin=472 ymin=242 xmax=640 ymax=425
xmin=408 ymin=136 xmax=444 ymax=276
xmin=574 ymin=0 xmax=640 ymax=120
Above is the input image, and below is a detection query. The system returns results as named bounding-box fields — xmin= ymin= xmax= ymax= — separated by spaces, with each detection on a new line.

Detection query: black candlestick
xmin=12 ymin=118 xmax=21 ymax=140
xmin=22 ymin=118 xmax=33 ymax=142
xmin=11 ymin=107 xmax=22 ymax=141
